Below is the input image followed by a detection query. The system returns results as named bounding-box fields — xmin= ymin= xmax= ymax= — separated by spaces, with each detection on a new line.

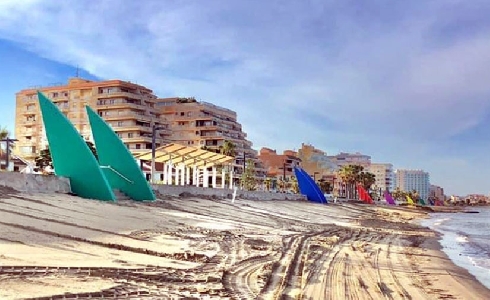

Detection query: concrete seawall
xmin=0 ymin=172 xmax=71 ymax=194
xmin=152 ymin=184 xmax=306 ymax=201
xmin=0 ymin=172 xmax=305 ymax=201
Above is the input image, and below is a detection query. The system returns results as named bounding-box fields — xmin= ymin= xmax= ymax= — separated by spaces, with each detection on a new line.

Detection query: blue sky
xmin=1 ymin=0 xmax=490 ymax=195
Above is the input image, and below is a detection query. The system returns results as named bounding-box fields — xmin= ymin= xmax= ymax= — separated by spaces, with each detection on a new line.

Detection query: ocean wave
xmin=423 ymin=211 xmax=490 ymax=289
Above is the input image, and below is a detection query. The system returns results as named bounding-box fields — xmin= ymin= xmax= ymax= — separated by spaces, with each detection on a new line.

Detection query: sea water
xmin=422 ymin=207 xmax=490 ymax=289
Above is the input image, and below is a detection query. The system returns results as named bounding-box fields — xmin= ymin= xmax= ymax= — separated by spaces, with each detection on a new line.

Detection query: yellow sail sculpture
xmin=406 ymin=195 xmax=415 ymax=205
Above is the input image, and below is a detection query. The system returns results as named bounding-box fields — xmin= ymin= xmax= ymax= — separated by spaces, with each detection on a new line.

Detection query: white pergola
xmin=134 ymin=143 xmax=235 ymax=189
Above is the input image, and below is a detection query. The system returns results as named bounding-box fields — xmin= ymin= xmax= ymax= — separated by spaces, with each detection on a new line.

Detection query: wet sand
xmin=0 ymin=187 xmax=488 ymax=299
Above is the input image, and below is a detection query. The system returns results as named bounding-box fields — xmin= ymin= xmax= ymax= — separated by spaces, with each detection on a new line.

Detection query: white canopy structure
xmin=134 ymin=143 xmax=235 ymax=188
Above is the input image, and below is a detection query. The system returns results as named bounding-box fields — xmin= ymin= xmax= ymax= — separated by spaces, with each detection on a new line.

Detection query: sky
xmin=0 ymin=0 xmax=490 ymax=195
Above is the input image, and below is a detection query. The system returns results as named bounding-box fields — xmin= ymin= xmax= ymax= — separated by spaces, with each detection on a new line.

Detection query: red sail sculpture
xmin=357 ymin=184 xmax=374 ymax=204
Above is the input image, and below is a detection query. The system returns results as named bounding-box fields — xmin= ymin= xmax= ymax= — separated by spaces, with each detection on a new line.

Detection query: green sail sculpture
xmin=86 ymin=106 xmax=156 ymax=201
xmin=37 ymin=91 xmax=115 ymax=201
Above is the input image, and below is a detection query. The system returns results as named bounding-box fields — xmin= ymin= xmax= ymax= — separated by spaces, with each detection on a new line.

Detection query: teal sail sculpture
xmin=86 ymin=106 xmax=156 ymax=201
xmin=37 ymin=92 xmax=115 ymax=201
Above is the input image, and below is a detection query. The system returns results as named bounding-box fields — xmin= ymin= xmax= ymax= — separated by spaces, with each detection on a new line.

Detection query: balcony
xmin=121 ymin=136 xmax=153 ymax=143
xmin=18 ymin=129 xmax=35 ymax=136
xmin=101 ymin=112 xmax=153 ymax=122
xmin=96 ymin=100 xmax=146 ymax=110
xmin=22 ymin=110 xmax=37 ymax=116
xmin=97 ymin=91 xmax=142 ymax=100
xmin=111 ymin=125 xmax=152 ymax=132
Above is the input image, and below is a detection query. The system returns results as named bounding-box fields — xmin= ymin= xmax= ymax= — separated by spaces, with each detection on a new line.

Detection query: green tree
xmin=35 ymin=148 xmax=53 ymax=170
xmin=336 ymin=165 xmax=364 ymax=199
xmin=219 ymin=140 xmax=236 ymax=157
xmin=318 ymin=179 xmax=332 ymax=193
xmin=264 ymin=177 xmax=272 ymax=191
xmin=218 ymin=140 xmax=236 ymax=186
xmin=35 ymin=139 xmax=98 ymax=171
xmin=289 ymin=176 xmax=299 ymax=194
xmin=358 ymin=171 xmax=376 ymax=190
xmin=241 ymin=159 xmax=256 ymax=191
xmin=0 ymin=127 xmax=14 ymax=170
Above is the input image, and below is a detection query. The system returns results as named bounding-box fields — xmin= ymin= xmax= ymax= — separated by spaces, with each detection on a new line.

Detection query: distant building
xmin=297 ymin=143 xmax=338 ymax=178
xmin=395 ymin=169 xmax=430 ymax=201
xmin=367 ymin=163 xmax=394 ymax=192
xmin=15 ymin=78 xmax=170 ymax=160
xmin=327 ymin=152 xmax=371 ymax=168
xmin=258 ymin=147 xmax=301 ymax=181
xmin=429 ymin=185 xmax=445 ymax=201
xmin=154 ymin=97 xmax=265 ymax=178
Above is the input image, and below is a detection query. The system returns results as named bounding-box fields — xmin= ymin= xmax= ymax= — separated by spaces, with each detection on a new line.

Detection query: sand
xmin=0 ymin=187 xmax=488 ymax=299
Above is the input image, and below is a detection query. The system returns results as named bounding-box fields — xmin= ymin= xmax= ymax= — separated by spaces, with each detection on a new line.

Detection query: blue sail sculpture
xmin=294 ymin=166 xmax=328 ymax=204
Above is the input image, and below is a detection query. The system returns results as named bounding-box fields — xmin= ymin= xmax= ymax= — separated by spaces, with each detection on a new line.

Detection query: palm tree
xmin=0 ymin=127 xmax=12 ymax=170
xmin=218 ymin=140 xmax=236 ymax=187
xmin=289 ymin=176 xmax=299 ymax=194
xmin=336 ymin=165 xmax=364 ymax=199
xmin=264 ymin=177 xmax=272 ymax=191
xmin=219 ymin=140 xmax=236 ymax=157
xmin=358 ymin=171 xmax=376 ymax=190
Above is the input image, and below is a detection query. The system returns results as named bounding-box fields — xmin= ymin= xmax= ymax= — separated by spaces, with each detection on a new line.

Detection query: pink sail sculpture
xmin=384 ymin=190 xmax=396 ymax=205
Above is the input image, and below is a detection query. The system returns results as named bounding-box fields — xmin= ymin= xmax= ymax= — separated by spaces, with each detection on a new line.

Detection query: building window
xmin=135 ymin=144 xmax=141 ymax=149
xmin=128 ymin=133 xmax=133 ymax=138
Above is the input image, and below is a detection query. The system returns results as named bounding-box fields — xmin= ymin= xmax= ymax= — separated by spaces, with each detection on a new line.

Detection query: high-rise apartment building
xmin=327 ymin=152 xmax=371 ymax=168
xmin=395 ymin=169 xmax=430 ymax=201
xmin=366 ymin=163 xmax=394 ymax=192
xmin=154 ymin=97 xmax=265 ymax=176
xmin=15 ymin=78 xmax=170 ymax=160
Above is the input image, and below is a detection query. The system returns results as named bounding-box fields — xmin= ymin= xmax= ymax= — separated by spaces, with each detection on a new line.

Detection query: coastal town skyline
xmin=1 ymin=1 xmax=490 ymax=195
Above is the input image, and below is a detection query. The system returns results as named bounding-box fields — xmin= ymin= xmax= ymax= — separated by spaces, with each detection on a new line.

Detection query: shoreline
xmin=421 ymin=206 xmax=490 ymax=291
xmin=0 ymin=190 xmax=489 ymax=299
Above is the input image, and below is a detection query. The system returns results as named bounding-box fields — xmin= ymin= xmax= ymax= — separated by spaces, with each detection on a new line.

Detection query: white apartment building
xmin=367 ymin=163 xmax=394 ymax=192
xmin=395 ymin=169 xmax=430 ymax=201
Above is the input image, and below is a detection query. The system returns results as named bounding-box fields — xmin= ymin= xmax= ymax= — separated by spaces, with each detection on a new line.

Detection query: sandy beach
xmin=0 ymin=186 xmax=488 ymax=299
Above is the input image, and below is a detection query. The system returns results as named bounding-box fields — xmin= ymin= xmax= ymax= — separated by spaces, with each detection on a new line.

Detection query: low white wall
xmin=0 ymin=172 xmax=71 ymax=194
xmin=152 ymin=184 xmax=306 ymax=201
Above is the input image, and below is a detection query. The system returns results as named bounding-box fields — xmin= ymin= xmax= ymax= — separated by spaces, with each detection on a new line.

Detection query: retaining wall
xmin=0 ymin=171 xmax=305 ymax=201
xmin=152 ymin=184 xmax=306 ymax=201
xmin=0 ymin=172 xmax=71 ymax=194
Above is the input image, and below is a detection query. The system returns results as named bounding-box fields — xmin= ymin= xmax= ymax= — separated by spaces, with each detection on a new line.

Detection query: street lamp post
xmin=1 ymin=137 xmax=18 ymax=171
xmin=241 ymin=152 xmax=250 ymax=189
xmin=278 ymin=160 xmax=290 ymax=193
xmin=151 ymin=124 xmax=166 ymax=183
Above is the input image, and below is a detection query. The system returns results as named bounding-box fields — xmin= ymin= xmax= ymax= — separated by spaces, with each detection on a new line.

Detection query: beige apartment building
xmin=154 ymin=97 xmax=265 ymax=177
xmin=366 ymin=163 xmax=394 ymax=192
xmin=15 ymin=78 xmax=170 ymax=160
xmin=327 ymin=152 xmax=371 ymax=168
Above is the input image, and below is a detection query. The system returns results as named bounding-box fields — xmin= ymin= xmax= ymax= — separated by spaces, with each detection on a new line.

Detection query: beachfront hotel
xmin=395 ymin=169 xmax=430 ymax=201
xmin=154 ymin=97 xmax=266 ymax=178
xmin=14 ymin=78 xmax=171 ymax=160
xmin=367 ymin=163 xmax=394 ymax=192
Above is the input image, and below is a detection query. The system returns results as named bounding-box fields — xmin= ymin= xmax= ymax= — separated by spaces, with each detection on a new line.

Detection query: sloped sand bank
xmin=0 ymin=189 xmax=488 ymax=299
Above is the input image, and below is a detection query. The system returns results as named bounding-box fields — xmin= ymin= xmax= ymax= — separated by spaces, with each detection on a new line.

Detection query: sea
xmin=422 ymin=207 xmax=490 ymax=289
